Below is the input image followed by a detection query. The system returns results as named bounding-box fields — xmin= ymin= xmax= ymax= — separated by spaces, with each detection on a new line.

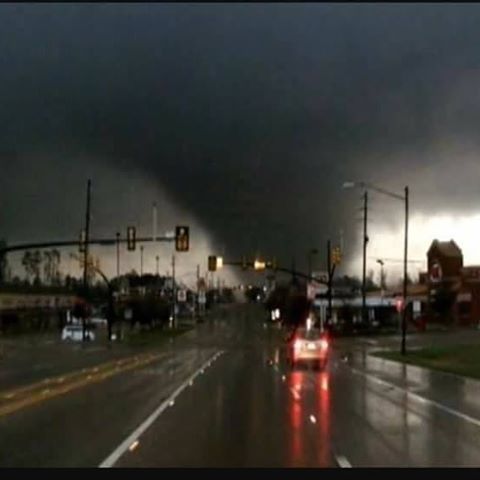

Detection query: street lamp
xmin=343 ymin=180 xmax=409 ymax=355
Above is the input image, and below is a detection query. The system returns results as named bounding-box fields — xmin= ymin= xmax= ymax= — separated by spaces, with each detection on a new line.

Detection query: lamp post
xmin=343 ymin=181 xmax=409 ymax=355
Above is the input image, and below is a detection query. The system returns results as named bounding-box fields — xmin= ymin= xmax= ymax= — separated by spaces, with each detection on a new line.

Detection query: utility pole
xmin=401 ymin=186 xmax=409 ymax=355
xmin=152 ymin=202 xmax=157 ymax=242
xmin=140 ymin=245 xmax=144 ymax=276
xmin=362 ymin=190 xmax=368 ymax=326
xmin=156 ymin=255 xmax=159 ymax=276
xmin=82 ymin=179 xmax=91 ymax=342
xmin=196 ymin=263 xmax=200 ymax=317
xmin=116 ymin=232 xmax=120 ymax=278
xmin=172 ymin=254 xmax=176 ymax=328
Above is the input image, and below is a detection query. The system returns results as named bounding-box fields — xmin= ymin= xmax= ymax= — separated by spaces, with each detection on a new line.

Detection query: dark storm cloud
xmin=2 ymin=3 xmax=480 ymax=275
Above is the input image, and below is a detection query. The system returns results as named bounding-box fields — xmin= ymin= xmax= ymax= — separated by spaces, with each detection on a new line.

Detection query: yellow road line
xmin=0 ymin=352 xmax=166 ymax=418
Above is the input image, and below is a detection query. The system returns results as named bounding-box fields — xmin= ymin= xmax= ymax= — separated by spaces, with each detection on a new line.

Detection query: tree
xmin=31 ymin=250 xmax=42 ymax=285
xmin=22 ymin=251 xmax=35 ymax=282
xmin=52 ymin=249 xmax=61 ymax=284
xmin=43 ymin=250 xmax=52 ymax=284
xmin=366 ymin=269 xmax=379 ymax=291
xmin=380 ymin=269 xmax=387 ymax=291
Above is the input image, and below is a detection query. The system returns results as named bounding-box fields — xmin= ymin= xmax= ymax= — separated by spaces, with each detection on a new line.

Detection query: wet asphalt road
xmin=2 ymin=304 xmax=480 ymax=467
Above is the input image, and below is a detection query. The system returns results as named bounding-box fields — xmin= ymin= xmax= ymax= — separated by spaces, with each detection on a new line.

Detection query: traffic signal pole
xmin=172 ymin=255 xmax=176 ymax=328
xmin=362 ymin=190 xmax=368 ymax=326
xmin=82 ymin=179 xmax=91 ymax=342
xmin=401 ymin=186 xmax=409 ymax=355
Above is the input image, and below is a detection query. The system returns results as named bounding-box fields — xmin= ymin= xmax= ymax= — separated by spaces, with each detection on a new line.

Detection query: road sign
xmin=208 ymin=255 xmax=217 ymax=271
xmin=177 ymin=289 xmax=187 ymax=302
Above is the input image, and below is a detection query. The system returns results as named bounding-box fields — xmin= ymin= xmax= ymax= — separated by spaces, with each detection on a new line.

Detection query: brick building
xmin=420 ymin=239 xmax=480 ymax=326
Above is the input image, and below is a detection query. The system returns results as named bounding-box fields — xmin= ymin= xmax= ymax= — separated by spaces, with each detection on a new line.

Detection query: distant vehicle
xmin=61 ymin=325 xmax=95 ymax=342
xmin=90 ymin=316 xmax=108 ymax=326
xmin=286 ymin=326 xmax=329 ymax=370
xmin=268 ymin=308 xmax=281 ymax=323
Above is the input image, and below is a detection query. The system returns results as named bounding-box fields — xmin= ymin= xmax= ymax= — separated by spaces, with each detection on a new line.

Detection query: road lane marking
xmin=335 ymin=455 xmax=352 ymax=468
xmin=128 ymin=440 xmax=140 ymax=452
xmin=349 ymin=366 xmax=480 ymax=429
xmin=0 ymin=352 xmax=169 ymax=418
xmin=99 ymin=350 xmax=224 ymax=468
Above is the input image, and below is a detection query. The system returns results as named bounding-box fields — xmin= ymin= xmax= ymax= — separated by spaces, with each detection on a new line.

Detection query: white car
xmin=61 ymin=325 xmax=95 ymax=342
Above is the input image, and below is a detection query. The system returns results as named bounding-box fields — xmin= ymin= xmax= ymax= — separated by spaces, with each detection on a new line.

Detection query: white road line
xmin=98 ymin=350 xmax=224 ymax=468
xmin=350 ymin=366 xmax=480 ymax=429
xmin=335 ymin=454 xmax=352 ymax=468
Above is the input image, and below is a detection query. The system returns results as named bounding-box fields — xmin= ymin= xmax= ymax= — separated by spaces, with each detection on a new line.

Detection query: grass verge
xmin=373 ymin=343 xmax=480 ymax=380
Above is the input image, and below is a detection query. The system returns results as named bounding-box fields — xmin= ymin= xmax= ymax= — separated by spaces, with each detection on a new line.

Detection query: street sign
xmin=177 ymin=289 xmax=187 ymax=302
xmin=208 ymin=255 xmax=217 ymax=271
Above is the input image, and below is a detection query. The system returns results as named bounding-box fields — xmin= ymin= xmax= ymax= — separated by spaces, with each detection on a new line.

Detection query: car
xmin=268 ymin=307 xmax=281 ymax=323
xmin=61 ymin=325 xmax=95 ymax=342
xmin=286 ymin=326 xmax=329 ymax=370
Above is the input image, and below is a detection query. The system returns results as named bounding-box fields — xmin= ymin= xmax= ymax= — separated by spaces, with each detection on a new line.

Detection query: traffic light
xmin=254 ymin=259 xmax=266 ymax=270
xmin=175 ymin=225 xmax=189 ymax=252
xmin=266 ymin=257 xmax=277 ymax=270
xmin=332 ymin=246 xmax=342 ymax=266
xmin=208 ymin=255 xmax=217 ymax=272
xmin=127 ymin=226 xmax=136 ymax=251
xmin=79 ymin=229 xmax=86 ymax=253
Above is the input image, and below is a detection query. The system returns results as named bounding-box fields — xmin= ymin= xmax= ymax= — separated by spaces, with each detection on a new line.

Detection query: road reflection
xmin=288 ymin=368 xmax=331 ymax=466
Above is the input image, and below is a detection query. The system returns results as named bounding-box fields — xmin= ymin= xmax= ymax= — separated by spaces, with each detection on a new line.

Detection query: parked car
xmin=61 ymin=325 xmax=95 ymax=342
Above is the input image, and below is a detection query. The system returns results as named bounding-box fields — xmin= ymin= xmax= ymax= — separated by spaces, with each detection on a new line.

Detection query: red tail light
xmin=294 ymin=339 xmax=303 ymax=351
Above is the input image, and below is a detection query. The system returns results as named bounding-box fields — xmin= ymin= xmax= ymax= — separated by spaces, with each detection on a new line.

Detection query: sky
xmin=2 ymin=3 xmax=480 ymax=286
